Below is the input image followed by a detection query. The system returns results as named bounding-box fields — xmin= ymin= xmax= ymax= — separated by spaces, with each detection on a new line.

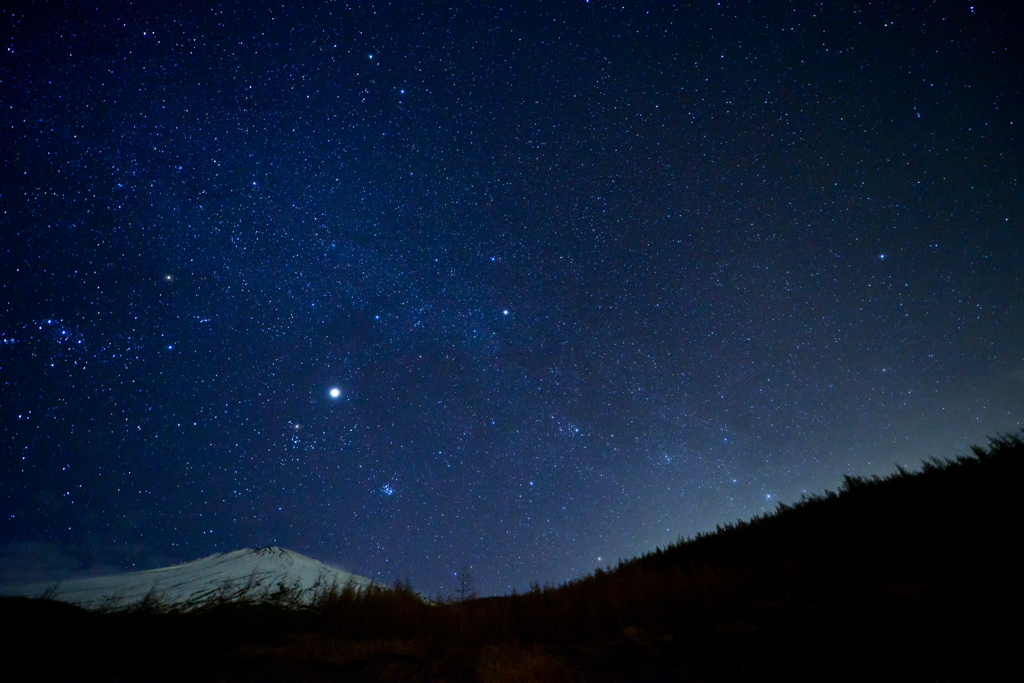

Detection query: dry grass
xmin=476 ymin=643 xmax=584 ymax=683
xmin=234 ymin=635 xmax=427 ymax=667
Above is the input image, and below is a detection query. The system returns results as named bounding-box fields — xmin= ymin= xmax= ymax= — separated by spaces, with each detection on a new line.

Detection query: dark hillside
xmin=551 ymin=430 xmax=1021 ymax=637
xmin=2 ymin=432 xmax=1020 ymax=681
xmin=444 ymin=431 xmax=1020 ymax=679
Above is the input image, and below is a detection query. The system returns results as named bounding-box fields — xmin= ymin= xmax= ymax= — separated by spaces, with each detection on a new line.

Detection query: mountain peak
xmin=1 ymin=547 xmax=376 ymax=611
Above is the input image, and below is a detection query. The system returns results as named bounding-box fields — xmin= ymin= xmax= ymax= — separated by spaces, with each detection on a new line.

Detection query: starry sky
xmin=2 ymin=1 xmax=1022 ymax=597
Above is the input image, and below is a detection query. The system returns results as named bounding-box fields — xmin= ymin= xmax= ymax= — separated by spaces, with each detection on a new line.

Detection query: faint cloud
xmin=0 ymin=541 xmax=91 ymax=586
xmin=0 ymin=540 xmax=180 ymax=588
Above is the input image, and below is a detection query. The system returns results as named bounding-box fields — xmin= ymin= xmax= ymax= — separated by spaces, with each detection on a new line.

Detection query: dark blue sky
xmin=2 ymin=1 xmax=1021 ymax=597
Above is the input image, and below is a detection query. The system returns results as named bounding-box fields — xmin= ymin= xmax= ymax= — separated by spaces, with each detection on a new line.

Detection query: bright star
xmin=329 ymin=388 xmax=341 ymax=398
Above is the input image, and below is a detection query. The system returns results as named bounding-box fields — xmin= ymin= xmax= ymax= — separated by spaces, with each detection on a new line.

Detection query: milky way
xmin=2 ymin=2 xmax=1021 ymax=596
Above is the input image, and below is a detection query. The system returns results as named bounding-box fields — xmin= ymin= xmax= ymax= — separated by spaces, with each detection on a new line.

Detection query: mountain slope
xmin=1 ymin=546 xmax=376 ymax=611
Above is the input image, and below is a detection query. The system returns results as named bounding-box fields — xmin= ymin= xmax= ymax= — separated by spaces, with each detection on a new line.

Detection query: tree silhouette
xmin=456 ymin=563 xmax=477 ymax=603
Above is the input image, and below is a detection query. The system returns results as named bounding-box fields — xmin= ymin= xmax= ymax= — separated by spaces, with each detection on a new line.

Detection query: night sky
xmin=2 ymin=1 xmax=1021 ymax=597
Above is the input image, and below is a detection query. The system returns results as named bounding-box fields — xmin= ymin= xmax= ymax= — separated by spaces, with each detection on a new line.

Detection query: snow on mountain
xmin=0 ymin=546 xmax=377 ymax=611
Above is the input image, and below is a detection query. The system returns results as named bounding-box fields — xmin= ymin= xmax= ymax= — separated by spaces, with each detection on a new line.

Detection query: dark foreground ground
xmin=3 ymin=433 xmax=1019 ymax=681
xmin=1 ymin=578 xmax=1013 ymax=683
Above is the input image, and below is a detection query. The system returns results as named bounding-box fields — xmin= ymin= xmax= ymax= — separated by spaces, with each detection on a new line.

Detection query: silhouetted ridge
xmin=533 ymin=431 xmax=1021 ymax=637
xmin=2 ymin=431 xmax=1019 ymax=681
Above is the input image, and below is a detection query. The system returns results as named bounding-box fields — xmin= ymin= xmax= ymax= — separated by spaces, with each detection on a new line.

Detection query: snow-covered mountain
xmin=0 ymin=546 xmax=377 ymax=611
